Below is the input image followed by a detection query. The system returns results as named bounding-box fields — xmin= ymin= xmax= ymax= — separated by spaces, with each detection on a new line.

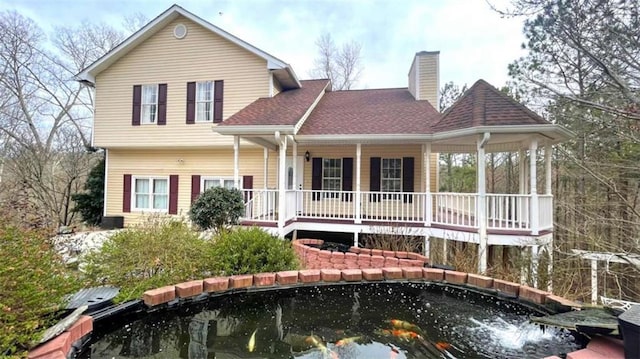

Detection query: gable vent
xmin=173 ymin=24 xmax=188 ymax=39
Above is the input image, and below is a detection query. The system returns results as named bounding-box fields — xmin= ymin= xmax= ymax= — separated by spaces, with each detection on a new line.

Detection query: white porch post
xmin=277 ymin=136 xmax=287 ymax=236
xmin=355 ymin=143 xmax=362 ymax=224
xmin=545 ymin=145 xmax=552 ymax=195
xmin=477 ymin=134 xmax=489 ymax=274
xmin=233 ymin=136 xmax=240 ymax=189
xmin=531 ymin=245 xmax=539 ymax=288
xmin=530 ymin=140 xmax=539 ymax=235
xmin=518 ymin=149 xmax=526 ymax=194
xmin=424 ymin=143 xmax=432 ymax=226
xmin=292 ymin=139 xmax=298 ymax=220
xmin=263 ymin=148 xmax=269 ymax=189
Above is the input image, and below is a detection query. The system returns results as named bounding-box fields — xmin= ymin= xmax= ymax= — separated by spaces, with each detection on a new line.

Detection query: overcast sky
xmin=1 ymin=0 xmax=526 ymax=90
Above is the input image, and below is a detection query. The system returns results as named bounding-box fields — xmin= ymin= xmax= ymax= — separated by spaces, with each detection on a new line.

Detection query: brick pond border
xmin=29 ymin=241 xmax=626 ymax=359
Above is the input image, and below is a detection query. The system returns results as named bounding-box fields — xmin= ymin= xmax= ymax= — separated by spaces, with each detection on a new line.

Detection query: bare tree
xmin=0 ymin=10 xmax=126 ymax=228
xmin=310 ymin=33 xmax=363 ymax=90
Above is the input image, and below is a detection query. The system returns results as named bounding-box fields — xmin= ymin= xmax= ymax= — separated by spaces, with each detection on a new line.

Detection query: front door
xmin=286 ymin=156 xmax=304 ymax=214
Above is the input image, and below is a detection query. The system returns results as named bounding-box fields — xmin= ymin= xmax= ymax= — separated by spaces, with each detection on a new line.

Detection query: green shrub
xmin=189 ymin=187 xmax=244 ymax=231
xmin=83 ymin=218 xmax=216 ymax=302
xmin=211 ymin=227 xmax=299 ymax=275
xmin=72 ymin=156 xmax=105 ymax=226
xmin=0 ymin=223 xmax=81 ymax=357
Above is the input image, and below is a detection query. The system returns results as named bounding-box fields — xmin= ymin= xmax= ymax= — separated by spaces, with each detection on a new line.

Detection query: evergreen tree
xmin=72 ymin=157 xmax=104 ymax=226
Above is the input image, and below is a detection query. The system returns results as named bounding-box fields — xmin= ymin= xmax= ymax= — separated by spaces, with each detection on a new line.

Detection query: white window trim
xmin=201 ymin=176 xmax=238 ymax=191
xmin=141 ymin=84 xmax=159 ymax=125
xmin=322 ymin=158 xmax=342 ymax=198
xmin=195 ymin=81 xmax=214 ymax=123
xmin=381 ymin=158 xmax=403 ymax=199
xmin=131 ymin=176 xmax=170 ymax=212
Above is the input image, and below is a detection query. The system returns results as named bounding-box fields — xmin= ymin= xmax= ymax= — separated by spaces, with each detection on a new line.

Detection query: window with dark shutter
xmin=132 ymin=86 xmax=141 ymax=126
xmin=213 ymin=80 xmax=224 ymax=123
xmin=157 ymin=84 xmax=167 ymax=125
xmin=402 ymin=157 xmax=414 ymax=203
xmin=186 ymin=82 xmax=196 ymax=124
xmin=191 ymin=175 xmax=200 ymax=203
xmin=342 ymin=157 xmax=353 ymax=202
xmin=370 ymin=157 xmax=381 ymax=202
xmin=123 ymin=174 xmax=132 ymax=212
xmin=169 ymin=175 xmax=179 ymax=215
xmin=312 ymin=157 xmax=322 ymax=201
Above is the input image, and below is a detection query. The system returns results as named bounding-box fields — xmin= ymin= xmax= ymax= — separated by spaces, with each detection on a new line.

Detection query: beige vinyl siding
xmin=299 ymin=145 xmax=437 ymax=192
xmin=106 ymin=148 xmax=278 ymax=225
xmin=94 ymin=16 xmax=271 ymax=149
xmin=272 ymin=76 xmax=283 ymax=96
xmin=418 ymin=54 xmax=439 ymax=107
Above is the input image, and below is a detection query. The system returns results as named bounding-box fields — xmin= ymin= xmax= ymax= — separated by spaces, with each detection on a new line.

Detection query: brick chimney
xmin=408 ymin=51 xmax=440 ymax=107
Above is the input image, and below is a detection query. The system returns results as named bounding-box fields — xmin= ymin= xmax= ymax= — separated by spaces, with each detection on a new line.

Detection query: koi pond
xmin=82 ymin=282 xmax=583 ymax=359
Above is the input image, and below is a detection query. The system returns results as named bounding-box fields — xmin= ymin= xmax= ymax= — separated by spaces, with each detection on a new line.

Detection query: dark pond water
xmin=82 ymin=283 xmax=582 ymax=359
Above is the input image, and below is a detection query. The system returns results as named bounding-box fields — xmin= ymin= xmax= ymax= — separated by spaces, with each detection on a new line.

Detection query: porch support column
xmin=545 ymin=145 xmax=552 ymax=195
xmin=531 ymin=245 xmax=539 ymax=288
xmin=518 ymin=149 xmax=526 ymax=194
xmin=530 ymin=139 xmax=539 ymax=235
xmin=355 ymin=143 xmax=362 ymax=224
xmin=477 ymin=133 xmax=490 ymax=274
xmin=277 ymin=135 xmax=287 ymax=236
xmin=591 ymin=259 xmax=598 ymax=304
xmin=233 ymin=136 xmax=240 ymax=189
xmin=292 ymin=139 xmax=298 ymax=220
xmin=424 ymin=143 xmax=432 ymax=226
xmin=263 ymin=148 xmax=269 ymax=189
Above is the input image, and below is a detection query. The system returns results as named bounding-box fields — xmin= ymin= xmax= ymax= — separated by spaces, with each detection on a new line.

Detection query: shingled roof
xmin=220 ymin=79 xmax=329 ymax=126
xmin=297 ymin=88 xmax=440 ymax=135
xmin=433 ymin=79 xmax=549 ymax=132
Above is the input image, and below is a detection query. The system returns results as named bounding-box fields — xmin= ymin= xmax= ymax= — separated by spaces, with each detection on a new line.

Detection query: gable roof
xmin=433 ymin=79 xmax=549 ymax=132
xmin=75 ymin=4 xmax=300 ymax=89
xmin=297 ymin=88 xmax=440 ymax=135
xmin=220 ymin=79 xmax=330 ymax=127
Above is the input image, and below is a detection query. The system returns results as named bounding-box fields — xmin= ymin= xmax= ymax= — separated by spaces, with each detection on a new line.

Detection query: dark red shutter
xmin=186 ymin=82 xmax=196 ymax=124
xmin=157 ymin=83 xmax=167 ymax=125
xmin=370 ymin=157 xmax=381 ymax=202
xmin=132 ymin=86 xmax=141 ymax=126
xmin=312 ymin=157 xmax=322 ymax=201
xmin=123 ymin=174 xmax=132 ymax=212
xmin=342 ymin=157 xmax=353 ymax=202
xmin=243 ymin=175 xmax=253 ymax=202
xmin=213 ymin=80 xmax=224 ymax=123
xmin=191 ymin=175 xmax=201 ymax=203
xmin=169 ymin=175 xmax=178 ymax=215
xmin=402 ymin=157 xmax=414 ymax=203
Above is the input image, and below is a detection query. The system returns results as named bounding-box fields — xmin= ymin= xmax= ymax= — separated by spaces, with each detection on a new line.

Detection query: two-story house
xmin=77 ymin=5 xmax=572 ymax=275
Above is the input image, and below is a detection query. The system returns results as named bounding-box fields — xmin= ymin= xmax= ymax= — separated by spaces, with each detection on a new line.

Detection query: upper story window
xmin=381 ymin=158 xmax=402 ymax=192
xmin=133 ymin=176 xmax=168 ymax=211
xmin=196 ymin=81 xmax=214 ymax=122
xmin=141 ymin=85 xmax=158 ymax=124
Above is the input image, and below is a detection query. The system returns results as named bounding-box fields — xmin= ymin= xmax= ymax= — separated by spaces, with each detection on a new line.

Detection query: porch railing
xmin=486 ymin=194 xmax=530 ymax=230
xmin=360 ymin=191 xmax=426 ymax=222
xmin=538 ymin=194 xmax=553 ymax=231
xmin=240 ymin=189 xmax=554 ymax=234
xmin=433 ymin=193 xmax=477 ymax=228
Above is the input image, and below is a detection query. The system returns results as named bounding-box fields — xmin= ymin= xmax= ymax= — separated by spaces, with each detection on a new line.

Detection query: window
xmin=141 ymin=85 xmax=158 ymax=124
xmin=202 ymin=177 xmax=235 ymax=191
xmin=133 ymin=177 xmax=168 ymax=211
xmin=382 ymin=158 xmax=402 ymax=198
xmin=196 ymin=81 xmax=214 ymax=122
xmin=322 ymin=158 xmax=341 ymax=197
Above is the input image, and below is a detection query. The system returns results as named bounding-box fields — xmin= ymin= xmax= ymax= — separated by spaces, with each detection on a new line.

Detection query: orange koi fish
xmin=389 ymin=319 xmax=424 ymax=334
xmin=391 ymin=329 xmax=421 ymax=341
xmin=436 ymin=341 xmax=452 ymax=351
xmin=335 ymin=336 xmax=362 ymax=346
